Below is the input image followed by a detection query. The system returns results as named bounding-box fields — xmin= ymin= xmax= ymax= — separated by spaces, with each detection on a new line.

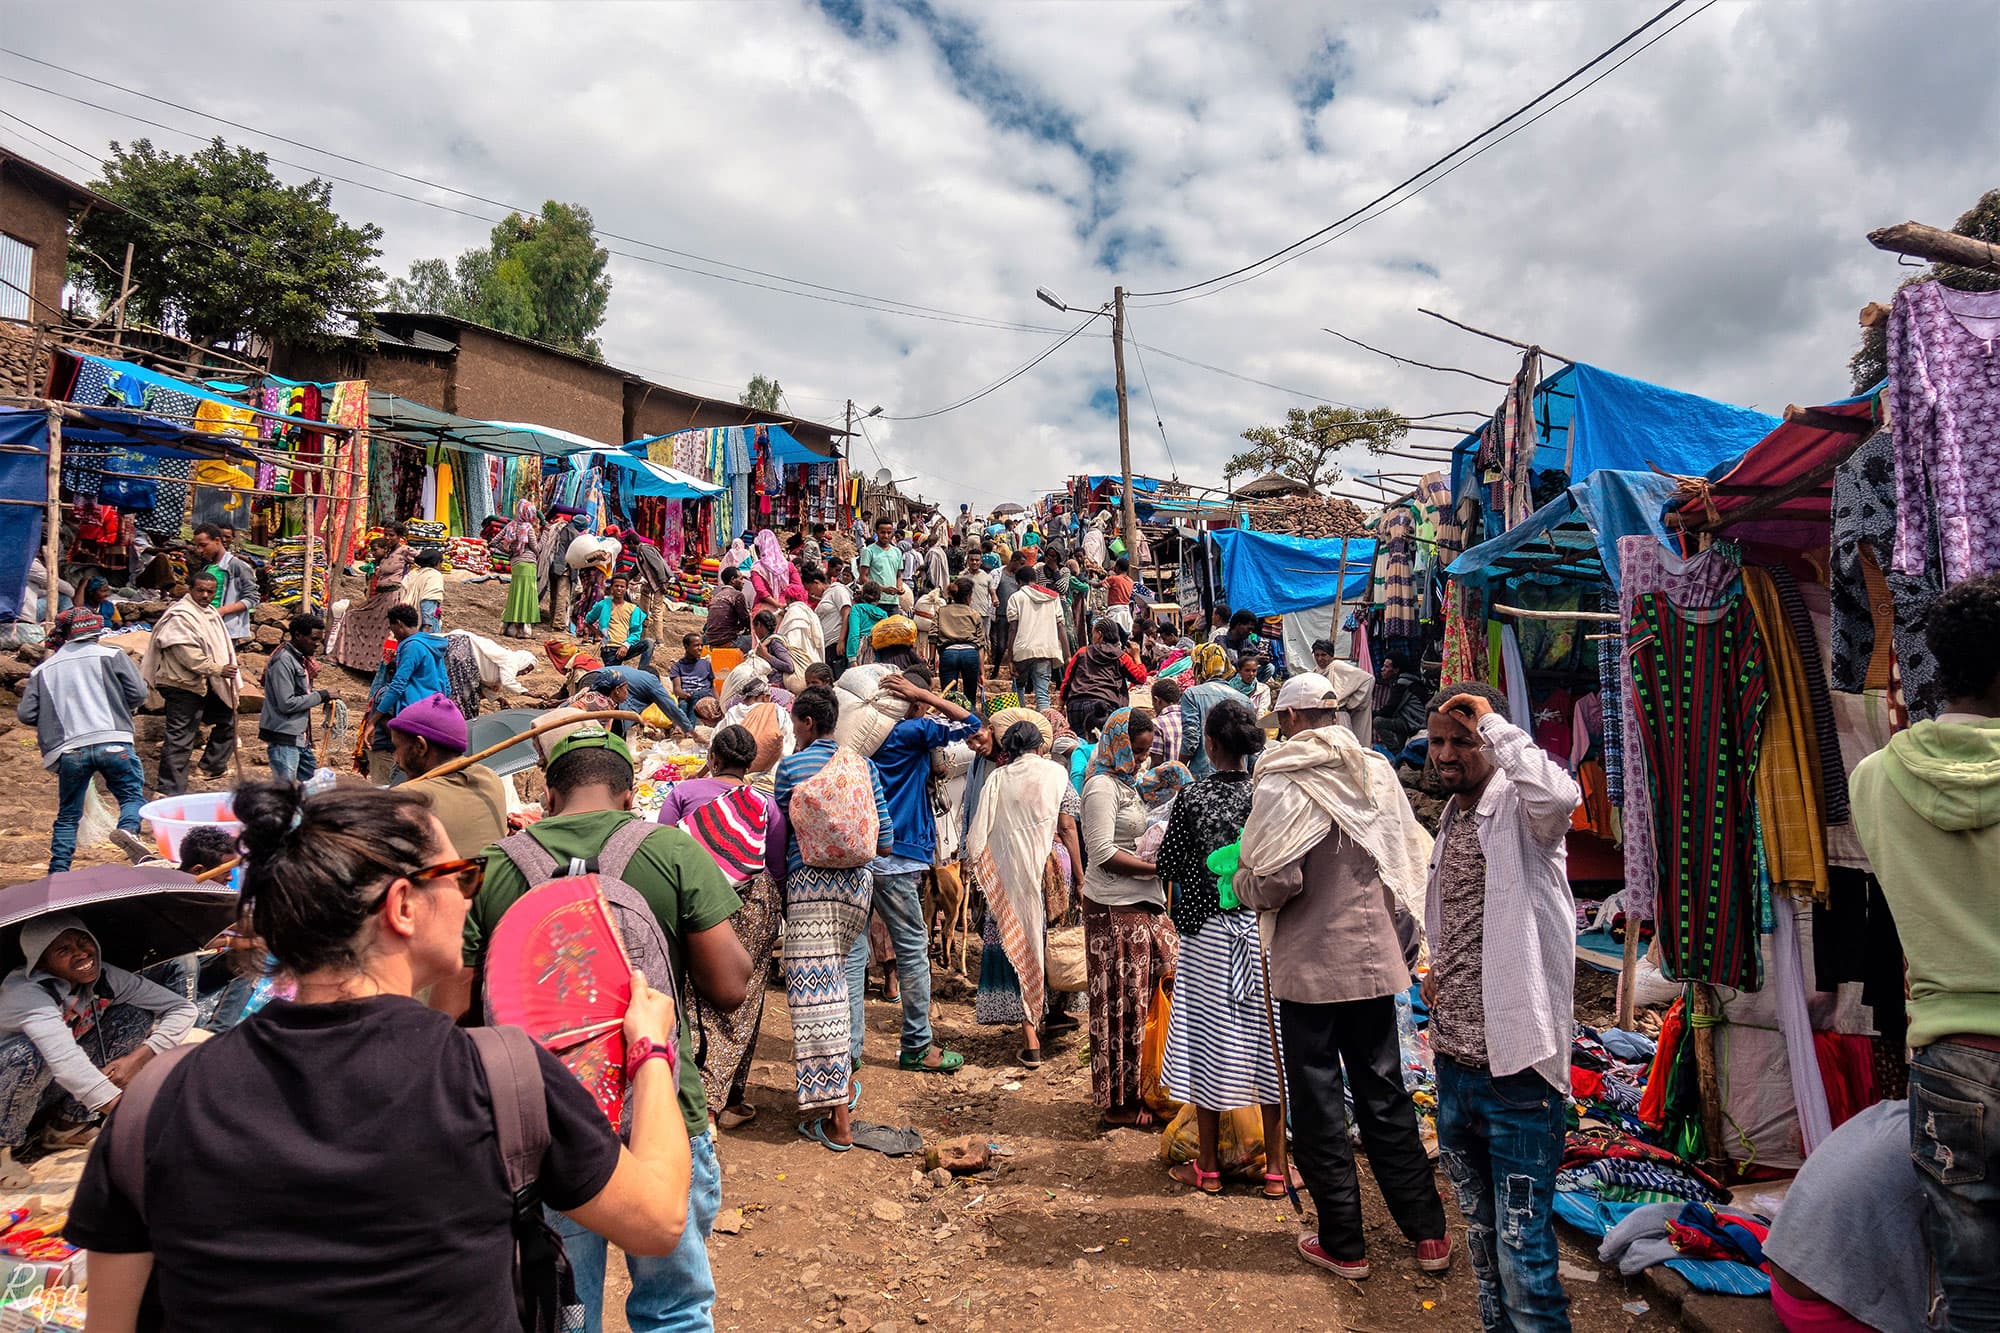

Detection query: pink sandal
xmin=1168 ymin=1162 xmax=1223 ymax=1194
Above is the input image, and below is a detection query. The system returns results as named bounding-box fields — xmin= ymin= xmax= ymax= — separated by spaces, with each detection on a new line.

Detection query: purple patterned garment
xmin=1888 ymin=282 xmax=2000 ymax=585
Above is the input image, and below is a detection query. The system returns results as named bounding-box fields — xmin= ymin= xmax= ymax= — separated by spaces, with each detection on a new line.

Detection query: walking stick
xmin=1255 ymin=924 xmax=1307 ymax=1219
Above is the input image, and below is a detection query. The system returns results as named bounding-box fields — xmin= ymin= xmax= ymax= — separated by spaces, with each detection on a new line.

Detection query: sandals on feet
xmin=798 ymin=1117 xmax=852 ymax=1152
xmin=717 ymin=1104 xmax=758 ymax=1131
xmin=1018 ymin=1048 xmax=1043 ymax=1068
xmin=898 ymin=1047 xmax=964 ymax=1074
xmin=1168 ymin=1162 xmax=1223 ymax=1194
xmin=1263 ymin=1165 xmax=1303 ymax=1199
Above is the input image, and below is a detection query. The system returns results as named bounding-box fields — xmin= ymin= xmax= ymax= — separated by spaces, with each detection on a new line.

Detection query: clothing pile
xmin=403 ymin=520 xmax=447 ymax=543
xmin=264 ymin=536 xmax=326 ymax=611
xmin=444 ymin=536 xmax=493 ymax=575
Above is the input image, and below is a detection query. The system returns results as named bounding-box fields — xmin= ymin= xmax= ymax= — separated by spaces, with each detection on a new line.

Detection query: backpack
xmin=107 ymin=1029 xmax=580 ymax=1333
xmin=790 ymin=746 xmax=881 ymax=868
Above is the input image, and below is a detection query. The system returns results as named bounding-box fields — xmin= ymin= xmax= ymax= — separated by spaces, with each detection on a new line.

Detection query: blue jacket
xmin=585 ymin=597 xmax=648 ymax=646
xmin=374 ymin=632 xmax=451 ymax=718
xmin=870 ymin=713 xmax=982 ymax=863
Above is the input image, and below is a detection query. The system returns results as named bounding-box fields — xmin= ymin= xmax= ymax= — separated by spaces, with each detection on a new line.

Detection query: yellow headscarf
xmin=1193 ymin=641 xmax=1230 ymax=681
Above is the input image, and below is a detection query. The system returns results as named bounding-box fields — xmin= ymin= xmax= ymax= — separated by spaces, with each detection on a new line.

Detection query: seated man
xmin=584 ymin=667 xmax=695 ymax=739
xmin=583 ymin=575 xmax=655 ymax=671
xmin=667 ymin=634 xmax=716 ymax=705
xmin=0 ymin=914 xmax=196 ymax=1183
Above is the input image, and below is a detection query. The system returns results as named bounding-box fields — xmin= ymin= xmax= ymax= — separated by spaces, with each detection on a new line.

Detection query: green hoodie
xmin=1850 ymin=715 xmax=2000 ymax=1047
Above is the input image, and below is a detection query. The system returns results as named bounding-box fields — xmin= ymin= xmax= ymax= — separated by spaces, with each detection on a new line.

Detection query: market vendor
xmin=0 ymin=914 xmax=195 ymax=1184
xmin=583 ymin=667 xmax=695 ymax=740
xmin=582 ymin=575 xmax=656 ymax=671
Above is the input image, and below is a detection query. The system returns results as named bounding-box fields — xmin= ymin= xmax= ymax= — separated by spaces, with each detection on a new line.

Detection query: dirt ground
xmin=0 ymin=566 xmax=1679 ymax=1331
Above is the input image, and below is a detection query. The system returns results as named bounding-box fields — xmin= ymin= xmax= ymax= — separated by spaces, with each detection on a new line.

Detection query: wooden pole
xmin=110 ymin=243 xmax=134 ymax=351
xmin=41 ymin=407 xmax=62 ymax=629
xmin=1328 ymin=537 xmax=1351 ymax=660
xmin=1866 ymin=221 xmax=2000 ymax=273
xmin=1690 ymin=982 xmax=1728 ymax=1175
xmin=1323 ymin=328 xmax=1510 ymax=386
xmin=1615 ymin=927 xmax=1640 ymax=1030
xmin=1112 ymin=286 xmax=1140 ymax=575
xmin=1417 ymin=307 xmax=1576 ymax=367
xmin=300 ymin=494 xmax=319 ymax=616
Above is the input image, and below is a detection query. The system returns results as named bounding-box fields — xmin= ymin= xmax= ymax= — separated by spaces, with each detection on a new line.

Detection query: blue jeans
xmin=50 ymin=742 xmax=146 ymax=873
xmin=552 ymin=1129 xmax=720 ymax=1333
xmin=846 ymin=870 xmax=934 ymax=1065
xmin=0 ymin=1003 xmax=149 ymax=1148
xmin=265 ymin=742 xmax=317 ymax=784
xmin=937 ymin=644 xmax=981 ymax=699
xmin=1014 ymin=657 xmax=1054 ymax=710
xmin=1436 ymin=1059 xmax=1570 ymax=1333
xmin=1911 ymin=1040 xmax=2000 ymax=1331
xmin=419 ymin=599 xmax=442 ymax=633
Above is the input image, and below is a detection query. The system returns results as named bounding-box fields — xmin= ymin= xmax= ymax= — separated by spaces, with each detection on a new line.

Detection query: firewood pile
xmin=1242 ymin=494 xmax=1370 ymax=538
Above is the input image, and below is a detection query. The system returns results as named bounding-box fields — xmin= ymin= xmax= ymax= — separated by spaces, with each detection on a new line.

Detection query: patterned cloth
xmin=1627 ymin=594 xmax=1768 ymax=990
xmin=1428 ymin=806 xmax=1490 ymax=1065
xmin=1083 ymin=707 xmax=1145 ymax=787
xmin=1764 ymin=565 xmax=1847 ymax=825
xmin=696 ymin=870 xmax=782 ymax=1112
xmin=1155 ymin=770 xmax=1254 ymax=939
xmin=1616 ymin=537 xmax=1741 ymax=919
xmin=442 ymin=631 xmax=481 ymax=720
xmin=1888 ymin=281 xmax=2000 ymax=586
xmin=781 ymin=866 xmax=871 ymax=1112
xmin=1828 ymin=427 xmax=1944 ymax=720
xmin=1160 ymin=911 xmax=1283 ymax=1111
xmin=1374 ymin=505 xmax=1419 ymax=641
xmin=1742 ymin=568 xmax=1829 ymax=903
xmin=1082 ymin=900 xmax=1178 ymax=1111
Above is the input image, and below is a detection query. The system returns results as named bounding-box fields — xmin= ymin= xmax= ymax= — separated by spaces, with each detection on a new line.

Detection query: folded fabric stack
xmin=666 ymin=571 xmax=710 ymax=607
xmin=1592 ymin=1199 xmax=1773 ymax=1296
xmin=445 ymin=536 xmax=493 ymax=575
xmin=404 ymin=519 xmax=447 ymax=543
xmin=266 ymin=536 xmax=327 ymax=610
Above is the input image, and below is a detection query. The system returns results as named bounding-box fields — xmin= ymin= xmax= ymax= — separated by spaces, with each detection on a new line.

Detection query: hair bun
xmin=233 ymin=780 xmax=308 ymax=860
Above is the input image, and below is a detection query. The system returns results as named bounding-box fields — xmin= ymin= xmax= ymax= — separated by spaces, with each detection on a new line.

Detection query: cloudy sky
xmin=2 ymin=0 xmax=1994 ymax=508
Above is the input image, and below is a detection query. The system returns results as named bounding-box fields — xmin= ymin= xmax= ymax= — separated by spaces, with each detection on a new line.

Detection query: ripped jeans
xmin=1909 ymin=1040 xmax=2000 ymax=1331
xmin=1435 ymin=1058 xmax=1570 ymax=1333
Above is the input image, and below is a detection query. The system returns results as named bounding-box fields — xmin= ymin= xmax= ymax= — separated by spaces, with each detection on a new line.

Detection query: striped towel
xmin=683 ymin=786 xmax=769 ymax=885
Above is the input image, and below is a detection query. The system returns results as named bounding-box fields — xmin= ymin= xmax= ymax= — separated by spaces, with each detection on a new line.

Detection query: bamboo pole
xmin=1416 ymin=307 xmax=1577 ymax=367
xmin=1490 ymin=601 xmax=1621 ymax=623
xmin=1323 ymin=328 xmax=1510 ymax=386
xmin=41 ymin=407 xmax=61 ymax=629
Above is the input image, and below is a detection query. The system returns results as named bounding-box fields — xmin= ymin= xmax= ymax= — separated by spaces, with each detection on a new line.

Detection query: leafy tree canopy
xmin=385 ymin=201 xmax=611 ymax=359
xmin=1850 ymin=188 xmax=2000 ymax=392
xmin=740 ymin=374 xmax=783 ymax=411
xmin=1224 ymin=405 xmax=1409 ymax=491
xmin=72 ymin=138 xmax=384 ymax=350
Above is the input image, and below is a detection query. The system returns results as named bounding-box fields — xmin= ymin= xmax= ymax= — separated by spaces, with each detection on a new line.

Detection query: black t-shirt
xmin=65 ymin=995 xmax=621 ymax=1332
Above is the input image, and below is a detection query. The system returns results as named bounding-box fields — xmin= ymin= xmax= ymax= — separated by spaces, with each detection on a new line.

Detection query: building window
xmin=0 ymin=233 xmax=33 ymax=321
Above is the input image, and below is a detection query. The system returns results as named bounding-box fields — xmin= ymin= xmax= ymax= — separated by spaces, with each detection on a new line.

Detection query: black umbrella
xmin=991 ymin=502 xmax=1025 ymax=515
xmin=0 ymin=865 xmax=241 ymax=973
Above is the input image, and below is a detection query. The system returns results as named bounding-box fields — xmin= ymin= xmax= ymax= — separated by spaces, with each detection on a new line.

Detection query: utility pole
xmin=110 ymin=242 xmax=134 ymax=351
xmin=1111 ymin=285 xmax=1140 ymax=570
xmin=844 ymin=399 xmax=855 ymax=467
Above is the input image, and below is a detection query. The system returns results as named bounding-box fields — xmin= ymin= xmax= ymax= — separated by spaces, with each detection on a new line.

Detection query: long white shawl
xmin=965 ymin=752 xmax=1067 ymax=1027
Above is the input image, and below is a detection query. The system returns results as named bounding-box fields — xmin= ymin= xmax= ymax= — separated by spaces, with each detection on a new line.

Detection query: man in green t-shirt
xmin=463 ymin=726 xmax=750 ymax=1333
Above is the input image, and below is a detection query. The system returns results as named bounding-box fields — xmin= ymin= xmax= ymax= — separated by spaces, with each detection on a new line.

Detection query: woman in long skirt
xmin=331 ymin=527 xmax=414 ymax=671
xmin=1155 ymin=698 xmax=1294 ymax=1196
xmin=495 ymin=501 xmax=541 ymax=639
xmin=662 ymin=725 xmax=787 ymax=1128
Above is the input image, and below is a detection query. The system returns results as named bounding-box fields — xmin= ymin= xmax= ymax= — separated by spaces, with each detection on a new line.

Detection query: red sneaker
xmin=1416 ymin=1236 xmax=1453 ymax=1273
xmin=1298 ymin=1234 xmax=1370 ymax=1280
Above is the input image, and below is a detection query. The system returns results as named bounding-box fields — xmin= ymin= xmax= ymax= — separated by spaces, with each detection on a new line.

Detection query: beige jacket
xmin=140 ymin=598 xmax=239 ymax=703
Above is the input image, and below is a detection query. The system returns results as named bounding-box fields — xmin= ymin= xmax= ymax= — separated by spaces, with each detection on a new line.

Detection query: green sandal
xmin=897 ymin=1046 xmax=964 ymax=1074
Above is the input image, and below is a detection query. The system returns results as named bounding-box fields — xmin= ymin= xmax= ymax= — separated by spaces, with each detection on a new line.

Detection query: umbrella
xmin=991 ymin=502 xmax=1025 ymax=516
xmin=0 ymin=866 xmax=241 ymax=973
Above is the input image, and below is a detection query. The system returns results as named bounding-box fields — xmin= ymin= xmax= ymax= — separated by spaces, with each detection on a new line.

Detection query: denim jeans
xmin=49 ymin=742 xmax=147 ymax=873
xmin=0 ymin=1003 xmax=150 ymax=1148
xmin=1910 ymin=1040 xmax=2000 ymax=1331
xmin=264 ymin=742 xmax=317 ymax=784
xmin=419 ymin=599 xmax=442 ymax=633
xmin=1436 ymin=1058 xmax=1570 ymax=1333
xmin=552 ymin=1129 xmax=720 ymax=1333
xmin=606 ymin=638 xmax=657 ymax=672
xmin=846 ymin=870 xmax=933 ymax=1065
xmin=937 ymin=644 xmax=981 ymax=699
xmin=1013 ymin=657 xmax=1054 ymax=710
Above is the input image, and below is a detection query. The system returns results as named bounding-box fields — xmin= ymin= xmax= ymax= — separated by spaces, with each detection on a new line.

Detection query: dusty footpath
xmin=0 ymin=571 xmax=1768 ymax=1331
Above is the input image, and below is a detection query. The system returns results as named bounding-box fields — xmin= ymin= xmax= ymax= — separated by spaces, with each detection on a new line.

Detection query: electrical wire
xmin=1119 ymin=307 xmax=1177 ymax=479
xmin=1126 ymin=0 xmax=1693 ymax=302
xmin=880 ymin=314 xmax=1099 ymax=421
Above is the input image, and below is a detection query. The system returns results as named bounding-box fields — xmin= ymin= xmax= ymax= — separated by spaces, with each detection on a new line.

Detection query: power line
xmin=880 ymin=314 xmax=1099 ymax=421
xmin=1126 ymin=0 xmax=1694 ymax=302
xmin=1118 ymin=307 xmax=1177 ymax=479
xmin=0 ymin=51 xmax=1075 ymax=337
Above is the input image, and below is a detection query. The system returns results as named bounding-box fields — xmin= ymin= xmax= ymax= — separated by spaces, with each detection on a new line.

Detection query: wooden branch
xmin=1782 ymin=403 xmax=1874 ymax=435
xmin=1858 ymin=301 xmax=1891 ymax=329
xmin=1490 ymin=601 xmax=1621 ymax=623
xmin=1323 ymin=328 xmax=1509 ymax=386
xmin=1417 ymin=308 xmax=1577 ymax=366
xmin=1867 ymin=221 xmax=2000 ymax=273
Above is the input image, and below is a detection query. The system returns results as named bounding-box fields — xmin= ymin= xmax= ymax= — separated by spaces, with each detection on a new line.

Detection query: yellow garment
xmin=1743 ymin=567 xmax=1829 ymax=903
xmin=434 ymin=460 xmax=456 ymax=527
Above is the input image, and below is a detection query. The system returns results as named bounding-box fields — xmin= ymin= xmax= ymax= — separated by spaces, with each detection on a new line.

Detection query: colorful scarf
xmin=1083 ymin=707 xmax=1146 ymax=788
xmin=1192 ymin=641 xmax=1230 ymax=682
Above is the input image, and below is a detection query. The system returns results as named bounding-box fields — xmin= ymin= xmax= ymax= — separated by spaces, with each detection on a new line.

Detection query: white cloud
xmin=2 ymin=0 xmax=1995 ymax=508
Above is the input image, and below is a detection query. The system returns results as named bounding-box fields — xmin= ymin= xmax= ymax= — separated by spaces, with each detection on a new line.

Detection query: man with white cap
xmin=0 ymin=913 xmax=195 ymax=1180
xmin=1234 ymin=671 xmax=1448 ymax=1283
xmin=16 ymin=608 xmax=150 ymax=872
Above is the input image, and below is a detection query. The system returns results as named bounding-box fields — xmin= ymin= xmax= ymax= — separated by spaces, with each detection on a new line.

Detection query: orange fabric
xmin=1639 ymin=998 xmax=1685 ymax=1133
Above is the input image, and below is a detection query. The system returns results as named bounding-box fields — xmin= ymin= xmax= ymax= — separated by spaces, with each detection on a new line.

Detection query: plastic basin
xmin=138 ymin=791 xmax=241 ymax=862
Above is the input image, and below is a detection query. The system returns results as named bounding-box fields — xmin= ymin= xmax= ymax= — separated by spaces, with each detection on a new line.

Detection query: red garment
xmin=1570 ymin=1067 xmax=1605 ymax=1101
xmin=1104 ymin=573 xmax=1133 ymax=606
xmin=1639 ymin=999 xmax=1686 ymax=1132
xmin=1772 ymin=1284 xmax=1877 ymax=1333
xmin=1813 ymin=1031 xmax=1877 ymax=1129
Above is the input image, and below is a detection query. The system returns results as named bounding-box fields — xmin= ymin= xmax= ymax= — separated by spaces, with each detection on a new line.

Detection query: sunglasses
xmin=373 ymin=857 xmax=486 ymax=911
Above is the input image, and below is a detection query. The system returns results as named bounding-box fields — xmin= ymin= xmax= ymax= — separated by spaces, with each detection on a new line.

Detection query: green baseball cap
xmin=544 ymin=721 xmax=633 ymax=768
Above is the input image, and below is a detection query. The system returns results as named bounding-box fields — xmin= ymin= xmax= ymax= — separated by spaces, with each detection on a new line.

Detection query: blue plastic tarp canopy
xmin=627 ymin=423 xmax=830 ymax=469
xmin=1086 ymin=474 xmax=1163 ymax=494
xmin=1448 ymin=469 xmax=1686 ymax=590
xmin=1211 ymin=528 xmax=1375 ymax=615
xmin=569 ymin=449 xmax=722 ymax=500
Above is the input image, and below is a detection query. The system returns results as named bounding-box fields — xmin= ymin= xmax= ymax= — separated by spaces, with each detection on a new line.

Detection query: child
xmin=667 ymin=632 xmax=715 ymax=704
xmin=404 ymin=547 xmax=445 ymax=633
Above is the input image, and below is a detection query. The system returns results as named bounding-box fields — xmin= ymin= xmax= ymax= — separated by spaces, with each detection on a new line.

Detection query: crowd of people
xmin=6 ymin=499 xmax=1997 ymax=1333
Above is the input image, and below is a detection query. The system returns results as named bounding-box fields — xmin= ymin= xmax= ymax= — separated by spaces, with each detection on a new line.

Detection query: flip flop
xmin=1018 ymin=1048 xmax=1044 ymax=1069
xmin=798 ymin=1117 xmax=852 ymax=1153
xmin=717 ymin=1105 xmax=757 ymax=1131
xmin=848 ymin=1078 xmax=863 ymax=1111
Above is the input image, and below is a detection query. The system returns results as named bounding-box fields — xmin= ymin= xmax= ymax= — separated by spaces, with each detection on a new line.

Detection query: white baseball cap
xmin=1261 ymin=671 xmax=1337 ymax=725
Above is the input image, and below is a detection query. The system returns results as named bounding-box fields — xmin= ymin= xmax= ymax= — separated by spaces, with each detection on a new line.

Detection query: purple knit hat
xmin=387 ymin=692 xmax=467 ymax=752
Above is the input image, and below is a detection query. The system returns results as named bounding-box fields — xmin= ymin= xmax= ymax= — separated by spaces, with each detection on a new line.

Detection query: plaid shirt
xmin=1150 ymin=706 xmax=1182 ymax=765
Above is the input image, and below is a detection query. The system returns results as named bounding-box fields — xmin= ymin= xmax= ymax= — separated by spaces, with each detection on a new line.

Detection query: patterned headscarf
xmin=1193 ymin=641 xmax=1231 ymax=681
xmin=1137 ymin=760 xmax=1193 ymax=808
xmin=1040 ymin=704 xmax=1074 ymax=742
xmin=981 ymin=553 xmax=1001 ymax=571
xmin=498 ymin=500 xmax=540 ymax=559
xmin=1083 ymin=707 xmax=1149 ymax=788
xmin=753 ymin=529 xmax=789 ymax=594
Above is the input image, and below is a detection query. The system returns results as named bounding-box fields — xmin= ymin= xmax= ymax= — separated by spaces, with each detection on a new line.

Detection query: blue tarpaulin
xmin=569 ymin=449 xmax=722 ymax=500
xmin=626 ymin=423 xmax=830 ymax=469
xmin=1210 ymin=528 xmax=1375 ymax=615
xmin=1085 ymin=474 xmax=1162 ymax=494
xmin=1448 ymin=469 xmax=1686 ymax=590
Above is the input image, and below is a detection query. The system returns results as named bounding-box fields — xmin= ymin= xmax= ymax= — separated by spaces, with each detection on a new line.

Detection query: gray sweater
xmin=215 ymin=551 xmax=261 ymax=641
xmin=257 ymin=641 xmax=329 ymax=744
xmin=16 ymin=641 xmax=148 ymax=768
xmin=0 ymin=963 xmax=195 ymax=1111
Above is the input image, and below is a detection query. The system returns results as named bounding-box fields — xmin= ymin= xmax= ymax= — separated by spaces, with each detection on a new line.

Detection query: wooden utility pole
xmin=1111 ymin=286 xmax=1140 ymax=572
xmin=110 ymin=243 xmax=134 ymax=351
xmin=42 ymin=406 xmax=62 ymax=629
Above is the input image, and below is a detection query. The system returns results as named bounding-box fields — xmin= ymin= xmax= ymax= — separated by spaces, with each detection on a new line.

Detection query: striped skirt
xmin=781 ymin=866 xmax=872 ymax=1113
xmin=1161 ymin=911 xmax=1284 ymax=1110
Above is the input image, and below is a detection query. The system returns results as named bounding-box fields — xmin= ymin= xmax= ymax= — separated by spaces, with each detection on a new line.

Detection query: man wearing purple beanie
xmin=388 ymin=693 xmax=509 ymax=857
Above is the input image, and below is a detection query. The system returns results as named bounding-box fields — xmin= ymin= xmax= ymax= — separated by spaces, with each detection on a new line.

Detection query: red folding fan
xmin=484 ymin=876 xmax=635 ymax=1126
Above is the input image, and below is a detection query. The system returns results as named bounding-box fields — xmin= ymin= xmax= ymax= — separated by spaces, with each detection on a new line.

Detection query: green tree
xmin=1224 ymin=405 xmax=1408 ymax=491
xmin=72 ymin=138 xmax=383 ymax=349
xmin=740 ymin=374 xmax=783 ymax=411
xmin=385 ymin=201 xmax=611 ymax=358
xmin=1850 ymin=188 xmax=2000 ymax=392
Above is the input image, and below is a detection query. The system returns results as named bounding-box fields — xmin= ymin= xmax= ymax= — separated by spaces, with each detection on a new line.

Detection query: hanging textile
xmin=1374 ymin=505 xmax=1418 ymax=641
xmin=1827 ymin=426 xmax=1944 ymax=720
xmin=1763 ymin=564 xmax=1848 ymax=825
xmin=1887 ymin=281 xmax=2000 ymax=587
xmin=1741 ymin=567 xmax=1829 ymax=904
xmin=1440 ymin=579 xmax=1485 ymax=685
xmin=1627 ymin=593 xmax=1768 ymax=990
xmin=323 ymin=381 xmax=370 ymax=562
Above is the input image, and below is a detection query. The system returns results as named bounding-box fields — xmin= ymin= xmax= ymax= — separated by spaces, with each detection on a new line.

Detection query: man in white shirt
xmin=1004 ymin=562 xmax=1066 ymax=711
xmin=805 ymin=565 xmax=853 ymax=679
xmin=1421 ymin=681 xmax=1580 ymax=1333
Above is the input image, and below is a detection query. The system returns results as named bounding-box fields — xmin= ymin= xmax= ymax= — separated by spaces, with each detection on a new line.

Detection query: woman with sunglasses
xmin=66 ymin=780 xmax=693 ymax=1332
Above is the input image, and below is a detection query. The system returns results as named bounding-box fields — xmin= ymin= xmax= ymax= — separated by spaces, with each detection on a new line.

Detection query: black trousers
xmin=157 ymin=686 xmax=237 ymax=795
xmin=1279 ymin=993 xmax=1447 ymax=1260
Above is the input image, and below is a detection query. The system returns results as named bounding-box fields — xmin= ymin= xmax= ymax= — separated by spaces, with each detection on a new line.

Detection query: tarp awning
xmin=1664 ymin=386 xmax=1881 ymax=545
xmin=1210 ymin=528 xmax=1375 ymax=615
xmin=627 ymin=423 xmax=833 ymax=468
xmin=1086 ymin=474 xmax=1163 ymax=494
xmin=60 ymin=354 xmax=346 ymax=440
xmin=1449 ymin=468 xmax=1686 ymax=589
xmin=568 ymin=450 xmax=722 ymax=500
xmin=367 ymin=394 xmax=583 ymax=457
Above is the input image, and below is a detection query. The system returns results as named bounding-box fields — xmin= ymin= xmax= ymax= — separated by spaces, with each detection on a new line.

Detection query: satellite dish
xmin=872 ymin=468 xmax=894 ymax=487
